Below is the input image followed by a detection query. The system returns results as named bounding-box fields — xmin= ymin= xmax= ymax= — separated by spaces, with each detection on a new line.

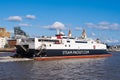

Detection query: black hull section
xmin=14 ymin=45 xmax=109 ymax=58
xmin=14 ymin=45 xmax=33 ymax=58
xmin=44 ymin=49 xmax=107 ymax=56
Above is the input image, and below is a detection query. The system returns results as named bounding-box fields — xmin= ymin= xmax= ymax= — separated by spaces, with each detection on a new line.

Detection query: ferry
xmin=14 ymin=29 xmax=111 ymax=60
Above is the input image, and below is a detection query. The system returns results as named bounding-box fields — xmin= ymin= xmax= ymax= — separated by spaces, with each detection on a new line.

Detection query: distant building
xmin=8 ymin=27 xmax=28 ymax=48
xmin=14 ymin=26 xmax=28 ymax=39
xmin=7 ymin=39 xmax=17 ymax=48
xmin=0 ymin=27 xmax=10 ymax=48
xmin=0 ymin=37 xmax=6 ymax=48
xmin=0 ymin=28 xmax=10 ymax=38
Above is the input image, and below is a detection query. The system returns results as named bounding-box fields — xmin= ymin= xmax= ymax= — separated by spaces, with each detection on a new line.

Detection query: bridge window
xmin=38 ymin=39 xmax=59 ymax=42
xmin=75 ymin=41 xmax=87 ymax=43
xmin=67 ymin=41 xmax=70 ymax=43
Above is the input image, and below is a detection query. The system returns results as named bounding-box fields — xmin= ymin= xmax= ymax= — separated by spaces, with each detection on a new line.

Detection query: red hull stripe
xmin=34 ymin=54 xmax=112 ymax=61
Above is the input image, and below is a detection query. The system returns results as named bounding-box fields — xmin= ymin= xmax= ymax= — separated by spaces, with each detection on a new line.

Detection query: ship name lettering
xmin=62 ymin=51 xmax=89 ymax=55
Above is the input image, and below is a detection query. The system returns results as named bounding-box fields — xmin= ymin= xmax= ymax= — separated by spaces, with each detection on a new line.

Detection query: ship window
xmin=65 ymin=45 xmax=67 ymax=47
xmin=69 ymin=37 xmax=75 ymax=39
xmin=44 ymin=44 xmax=46 ymax=47
xmin=67 ymin=41 xmax=70 ymax=43
xmin=63 ymin=37 xmax=68 ymax=39
xmin=38 ymin=39 xmax=42 ymax=42
xmin=38 ymin=39 xmax=59 ymax=42
xmin=69 ymin=45 xmax=70 ymax=47
xmin=75 ymin=41 xmax=87 ymax=43
xmin=49 ymin=44 xmax=51 ymax=47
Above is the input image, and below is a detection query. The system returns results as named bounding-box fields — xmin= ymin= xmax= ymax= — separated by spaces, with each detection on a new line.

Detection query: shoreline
xmin=107 ymin=49 xmax=120 ymax=52
xmin=0 ymin=48 xmax=16 ymax=52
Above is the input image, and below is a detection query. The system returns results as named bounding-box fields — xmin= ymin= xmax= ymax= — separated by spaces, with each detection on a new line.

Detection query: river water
xmin=0 ymin=52 xmax=120 ymax=80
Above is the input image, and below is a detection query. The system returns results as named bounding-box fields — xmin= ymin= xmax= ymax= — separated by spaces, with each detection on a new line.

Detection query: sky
xmin=0 ymin=0 xmax=120 ymax=45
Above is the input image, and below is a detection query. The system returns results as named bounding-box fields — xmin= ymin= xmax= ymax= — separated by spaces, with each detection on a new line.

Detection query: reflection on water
xmin=0 ymin=52 xmax=120 ymax=80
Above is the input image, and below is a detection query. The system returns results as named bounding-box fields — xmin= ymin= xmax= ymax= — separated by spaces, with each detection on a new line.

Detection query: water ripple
xmin=0 ymin=52 xmax=120 ymax=80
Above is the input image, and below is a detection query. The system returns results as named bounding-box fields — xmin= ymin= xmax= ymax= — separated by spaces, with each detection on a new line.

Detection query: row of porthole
xmin=48 ymin=44 xmax=71 ymax=47
xmin=65 ymin=45 xmax=71 ymax=47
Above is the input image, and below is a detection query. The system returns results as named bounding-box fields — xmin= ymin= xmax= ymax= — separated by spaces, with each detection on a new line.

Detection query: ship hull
xmin=30 ymin=49 xmax=108 ymax=57
xmin=34 ymin=54 xmax=112 ymax=61
xmin=14 ymin=45 xmax=110 ymax=58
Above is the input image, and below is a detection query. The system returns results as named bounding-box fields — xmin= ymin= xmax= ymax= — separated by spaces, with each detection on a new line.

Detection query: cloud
xmin=44 ymin=21 xmax=66 ymax=30
xmin=85 ymin=21 xmax=120 ymax=30
xmin=26 ymin=15 xmax=36 ymax=19
xmin=74 ymin=27 xmax=83 ymax=31
xmin=91 ymin=32 xmax=96 ymax=36
xmin=85 ymin=22 xmax=96 ymax=28
xmin=18 ymin=23 xmax=32 ymax=27
xmin=104 ymin=39 xmax=119 ymax=43
xmin=7 ymin=16 xmax=22 ymax=22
